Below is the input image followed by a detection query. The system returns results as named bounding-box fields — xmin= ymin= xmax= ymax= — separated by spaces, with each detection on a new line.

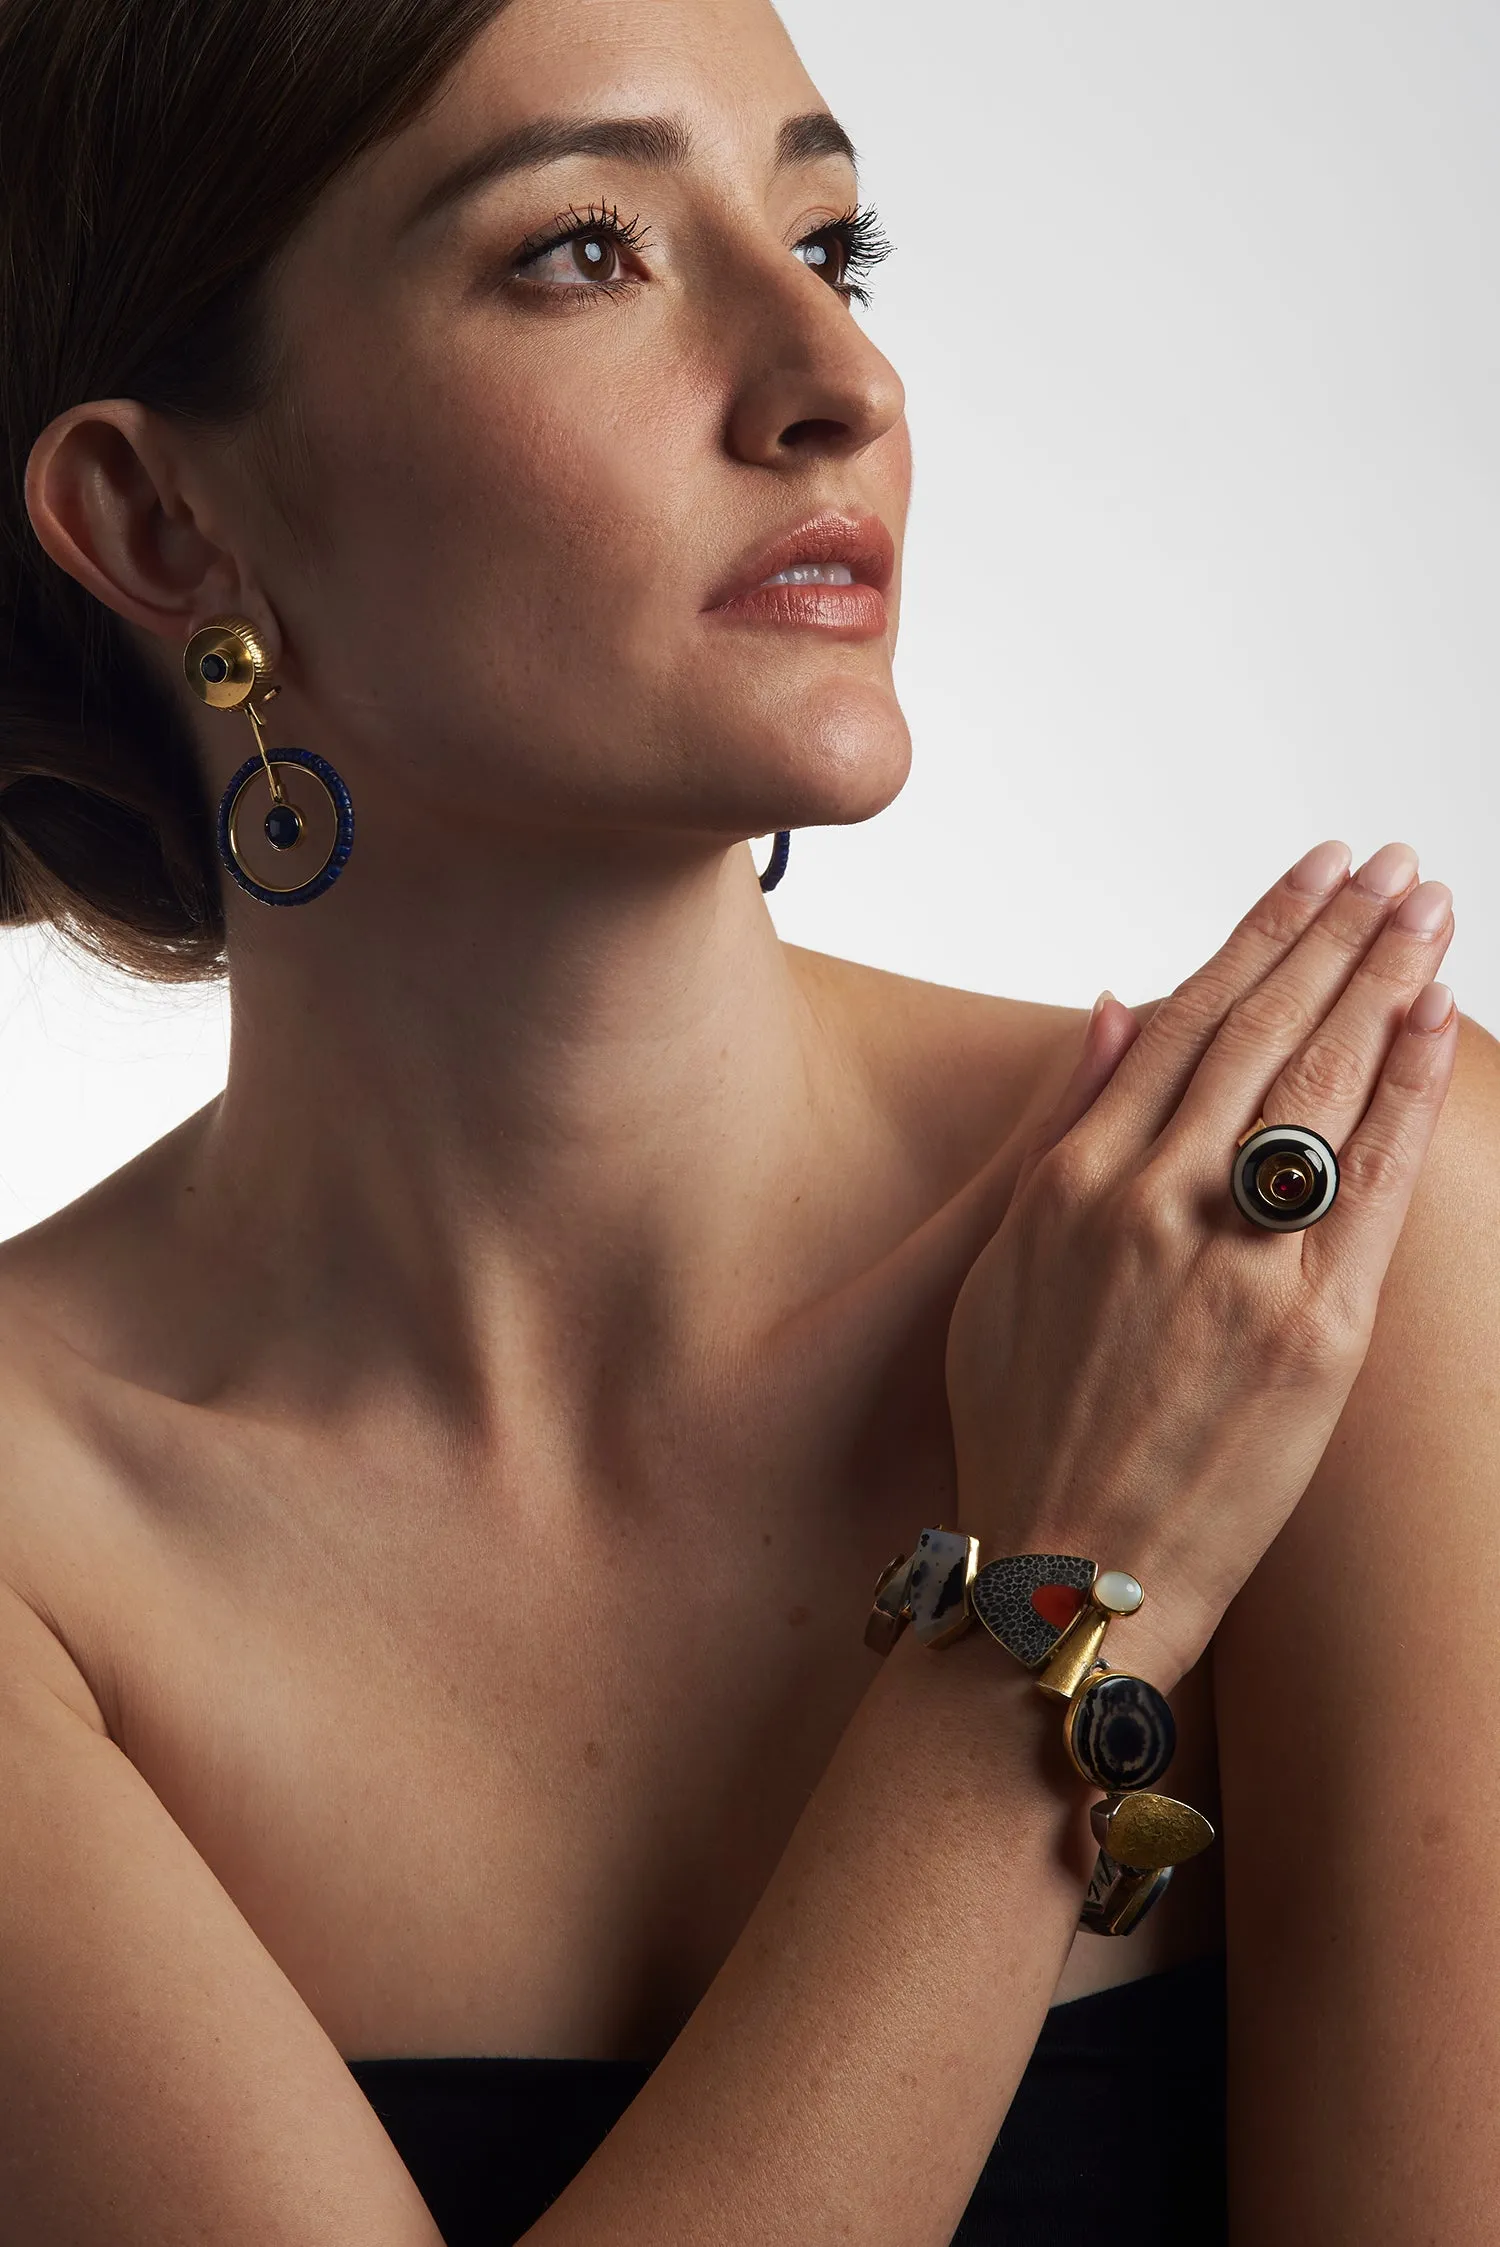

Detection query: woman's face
xmin=237 ymin=0 xmax=912 ymax=858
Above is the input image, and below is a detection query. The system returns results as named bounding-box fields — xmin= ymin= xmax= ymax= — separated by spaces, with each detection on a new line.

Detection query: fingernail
xmin=1394 ymin=880 xmax=1452 ymax=935
xmin=1354 ymin=841 xmax=1418 ymax=897
xmin=1089 ymin=988 xmax=1116 ymax=1023
xmin=1408 ymin=981 xmax=1455 ymax=1033
xmin=1286 ymin=840 xmax=1352 ymax=895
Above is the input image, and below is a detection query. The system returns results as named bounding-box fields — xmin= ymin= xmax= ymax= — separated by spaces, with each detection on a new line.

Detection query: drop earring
xmin=184 ymin=617 xmax=354 ymax=907
xmin=758 ymin=831 xmax=791 ymax=893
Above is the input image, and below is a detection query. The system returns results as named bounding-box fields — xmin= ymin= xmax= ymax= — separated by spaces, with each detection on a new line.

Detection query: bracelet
xmin=864 ymin=1531 xmax=1214 ymax=1937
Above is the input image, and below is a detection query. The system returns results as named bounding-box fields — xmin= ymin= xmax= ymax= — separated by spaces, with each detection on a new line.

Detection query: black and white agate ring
xmin=1231 ymin=1119 xmax=1339 ymax=1233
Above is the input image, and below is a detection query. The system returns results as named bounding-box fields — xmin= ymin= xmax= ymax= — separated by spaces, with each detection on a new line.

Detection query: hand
xmin=945 ymin=840 xmax=1459 ymax=1685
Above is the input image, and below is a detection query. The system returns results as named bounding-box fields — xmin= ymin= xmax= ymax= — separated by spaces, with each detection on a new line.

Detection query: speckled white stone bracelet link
xmin=862 ymin=1526 xmax=978 ymax=1654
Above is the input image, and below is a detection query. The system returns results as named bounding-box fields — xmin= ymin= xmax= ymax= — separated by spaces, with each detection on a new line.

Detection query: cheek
xmin=298 ymin=335 xmax=695 ymax=717
xmin=271 ymin=309 xmax=911 ymax=830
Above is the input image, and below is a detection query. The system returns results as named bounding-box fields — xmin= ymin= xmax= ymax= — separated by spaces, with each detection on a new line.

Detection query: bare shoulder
xmin=1324 ymin=1009 xmax=1500 ymax=1500
xmin=1220 ymin=1010 xmax=1500 ymax=1626
xmin=1302 ymin=1010 xmax=1500 ymax=1527
xmin=1212 ymin=1021 xmax=1500 ymax=2229
xmin=1376 ymin=1010 xmax=1500 ymax=1302
xmin=0 ymin=1158 xmax=167 ymax=1726
xmin=786 ymin=943 xmax=1091 ymax=1196
xmin=1312 ymin=1012 xmax=1500 ymax=1412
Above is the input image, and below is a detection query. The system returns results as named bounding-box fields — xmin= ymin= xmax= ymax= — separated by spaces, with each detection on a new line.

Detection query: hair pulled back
xmin=0 ymin=0 xmax=505 ymax=976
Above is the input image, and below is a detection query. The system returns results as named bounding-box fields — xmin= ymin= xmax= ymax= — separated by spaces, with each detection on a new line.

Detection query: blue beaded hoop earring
xmin=215 ymin=747 xmax=354 ymax=908
xmin=758 ymin=830 xmax=791 ymax=893
xmin=184 ymin=618 xmax=356 ymax=909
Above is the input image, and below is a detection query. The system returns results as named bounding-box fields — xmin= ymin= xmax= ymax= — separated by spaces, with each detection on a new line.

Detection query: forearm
xmin=524 ymin=1623 xmax=1113 ymax=2247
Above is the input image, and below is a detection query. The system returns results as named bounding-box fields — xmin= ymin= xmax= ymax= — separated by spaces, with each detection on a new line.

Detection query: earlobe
xmin=23 ymin=398 xmax=232 ymax=646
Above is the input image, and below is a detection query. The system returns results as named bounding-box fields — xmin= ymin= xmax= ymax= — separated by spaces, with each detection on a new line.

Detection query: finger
xmin=1080 ymin=837 xmax=1363 ymax=1151
xmin=1301 ymin=981 xmax=1459 ymax=1312
xmin=1013 ymin=993 xmax=1141 ymax=1198
xmin=1256 ymin=882 xmax=1453 ymax=1147
xmin=1168 ymin=864 xmax=1449 ymax=1147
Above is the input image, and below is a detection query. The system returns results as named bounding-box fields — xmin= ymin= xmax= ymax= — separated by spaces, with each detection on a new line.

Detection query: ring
xmin=1231 ymin=1120 xmax=1339 ymax=1232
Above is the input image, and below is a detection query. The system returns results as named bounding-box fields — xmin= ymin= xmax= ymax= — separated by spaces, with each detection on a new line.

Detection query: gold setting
xmin=1255 ymin=1151 xmax=1315 ymax=1210
xmin=184 ymin=617 xmax=271 ymax=709
xmin=184 ymin=615 xmax=288 ymax=809
xmin=863 ymin=1553 xmax=915 ymax=1656
xmin=1089 ymin=1791 xmax=1215 ymax=1871
xmin=1035 ymin=1567 xmax=1145 ymax=1699
xmin=223 ymin=759 xmax=342 ymax=894
xmin=1035 ymin=1606 xmax=1111 ymax=1700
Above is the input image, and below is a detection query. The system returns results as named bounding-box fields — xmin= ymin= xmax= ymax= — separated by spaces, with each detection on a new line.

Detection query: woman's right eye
xmin=510 ymin=205 xmax=652 ymax=297
xmin=519 ymin=230 xmax=628 ymax=288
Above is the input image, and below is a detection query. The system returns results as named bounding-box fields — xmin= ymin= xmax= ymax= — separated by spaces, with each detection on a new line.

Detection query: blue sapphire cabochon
xmin=264 ymin=804 xmax=303 ymax=851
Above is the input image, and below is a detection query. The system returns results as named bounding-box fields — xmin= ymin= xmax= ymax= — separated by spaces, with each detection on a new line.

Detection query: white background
xmin=2 ymin=0 xmax=1494 ymax=1240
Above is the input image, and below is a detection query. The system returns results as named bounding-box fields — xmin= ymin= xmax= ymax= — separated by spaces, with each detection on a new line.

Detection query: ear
xmin=24 ymin=399 xmax=251 ymax=651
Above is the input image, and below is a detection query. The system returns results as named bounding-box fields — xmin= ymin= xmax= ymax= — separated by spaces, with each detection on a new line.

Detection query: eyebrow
xmin=401 ymin=109 xmax=859 ymax=236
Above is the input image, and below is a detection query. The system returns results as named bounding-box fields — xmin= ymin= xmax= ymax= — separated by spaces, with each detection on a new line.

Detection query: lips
xmin=703 ymin=510 xmax=895 ymax=612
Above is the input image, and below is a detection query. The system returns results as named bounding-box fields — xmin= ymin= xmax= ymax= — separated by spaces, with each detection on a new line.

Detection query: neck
xmin=178 ymin=829 xmax=881 ymax=1415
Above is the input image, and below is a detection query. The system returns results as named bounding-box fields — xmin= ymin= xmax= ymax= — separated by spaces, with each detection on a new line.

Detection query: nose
xmin=722 ymin=265 xmax=907 ymax=468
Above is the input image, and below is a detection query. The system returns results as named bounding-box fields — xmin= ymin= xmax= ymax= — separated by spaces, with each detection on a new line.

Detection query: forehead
xmin=333 ymin=0 xmax=832 ymax=238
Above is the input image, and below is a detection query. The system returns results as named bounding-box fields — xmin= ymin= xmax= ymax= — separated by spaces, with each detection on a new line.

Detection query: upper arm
xmin=0 ymin=1574 xmax=443 ymax=2246
xmin=1213 ymin=1015 xmax=1500 ymax=2246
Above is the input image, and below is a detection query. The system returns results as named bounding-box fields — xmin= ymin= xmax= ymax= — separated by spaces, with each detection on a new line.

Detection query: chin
xmin=727 ymin=675 xmax=914 ymax=832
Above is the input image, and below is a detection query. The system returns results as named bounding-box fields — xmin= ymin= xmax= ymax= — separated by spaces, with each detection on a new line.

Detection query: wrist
xmin=870 ymin=1614 xmax=1096 ymax=1822
xmin=950 ymin=1502 xmax=1210 ymax=1690
xmin=863 ymin=1526 xmax=1216 ymax=1937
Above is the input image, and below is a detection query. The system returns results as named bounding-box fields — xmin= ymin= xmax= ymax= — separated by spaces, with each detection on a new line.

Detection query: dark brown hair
xmin=0 ymin=0 xmax=505 ymax=976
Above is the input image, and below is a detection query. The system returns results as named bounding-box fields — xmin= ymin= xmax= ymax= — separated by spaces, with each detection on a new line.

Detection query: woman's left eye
xmin=795 ymin=229 xmax=847 ymax=288
xmin=794 ymin=207 xmax=893 ymax=308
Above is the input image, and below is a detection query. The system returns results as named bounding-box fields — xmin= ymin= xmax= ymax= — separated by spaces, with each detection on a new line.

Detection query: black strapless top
xmin=347 ymin=1951 xmax=1226 ymax=2246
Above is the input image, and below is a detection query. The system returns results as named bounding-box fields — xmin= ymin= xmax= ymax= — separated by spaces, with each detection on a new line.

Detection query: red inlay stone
xmin=1031 ymin=1582 xmax=1086 ymax=1630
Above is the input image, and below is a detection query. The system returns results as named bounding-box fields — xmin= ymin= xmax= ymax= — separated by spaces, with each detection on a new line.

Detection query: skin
xmin=5 ymin=0 xmax=1499 ymax=2239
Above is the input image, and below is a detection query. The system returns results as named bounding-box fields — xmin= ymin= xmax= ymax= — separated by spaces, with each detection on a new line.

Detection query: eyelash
xmin=509 ymin=198 xmax=894 ymax=309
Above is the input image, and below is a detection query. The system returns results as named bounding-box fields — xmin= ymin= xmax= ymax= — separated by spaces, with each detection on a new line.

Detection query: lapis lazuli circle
xmin=264 ymin=804 xmax=303 ymax=851
xmin=199 ymin=652 xmax=230 ymax=683
xmin=1068 ymin=1672 xmax=1176 ymax=1792
xmin=215 ymin=748 xmax=354 ymax=909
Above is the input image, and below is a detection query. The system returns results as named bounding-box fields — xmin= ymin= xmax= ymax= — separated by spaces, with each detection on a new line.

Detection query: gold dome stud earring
xmin=184 ymin=616 xmax=354 ymax=908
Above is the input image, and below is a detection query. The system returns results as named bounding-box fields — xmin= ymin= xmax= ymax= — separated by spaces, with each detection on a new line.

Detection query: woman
xmin=0 ymin=0 xmax=1494 ymax=2241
